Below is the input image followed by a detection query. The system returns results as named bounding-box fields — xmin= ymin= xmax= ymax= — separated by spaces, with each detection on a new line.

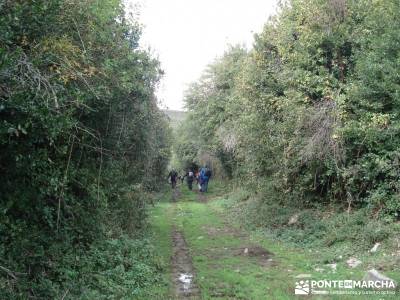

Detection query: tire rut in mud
xmin=171 ymin=226 xmax=200 ymax=299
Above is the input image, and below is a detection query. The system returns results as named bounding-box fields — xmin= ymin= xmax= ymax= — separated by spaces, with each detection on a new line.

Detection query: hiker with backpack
xmin=185 ymin=169 xmax=195 ymax=190
xmin=180 ymin=172 xmax=185 ymax=184
xmin=167 ymin=169 xmax=178 ymax=189
xmin=199 ymin=166 xmax=212 ymax=192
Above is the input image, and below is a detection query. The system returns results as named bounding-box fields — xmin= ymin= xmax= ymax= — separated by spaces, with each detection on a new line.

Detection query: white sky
xmin=126 ymin=0 xmax=278 ymax=110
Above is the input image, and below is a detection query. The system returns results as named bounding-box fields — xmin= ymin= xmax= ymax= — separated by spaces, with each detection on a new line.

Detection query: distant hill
xmin=163 ymin=109 xmax=187 ymax=129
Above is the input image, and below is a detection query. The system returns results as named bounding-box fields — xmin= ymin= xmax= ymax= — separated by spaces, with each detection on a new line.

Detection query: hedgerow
xmin=0 ymin=0 xmax=171 ymax=298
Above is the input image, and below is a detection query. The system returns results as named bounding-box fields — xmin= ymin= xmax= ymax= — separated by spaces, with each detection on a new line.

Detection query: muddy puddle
xmin=171 ymin=227 xmax=200 ymax=299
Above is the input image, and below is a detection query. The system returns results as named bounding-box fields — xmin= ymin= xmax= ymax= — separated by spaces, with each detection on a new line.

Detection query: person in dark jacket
xmin=185 ymin=169 xmax=195 ymax=190
xmin=167 ymin=169 xmax=178 ymax=189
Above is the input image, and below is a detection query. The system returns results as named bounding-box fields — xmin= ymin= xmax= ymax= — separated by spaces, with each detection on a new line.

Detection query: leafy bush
xmin=0 ymin=0 xmax=171 ymax=298
xmin=177 ymin=0 xmax=400 ymax=221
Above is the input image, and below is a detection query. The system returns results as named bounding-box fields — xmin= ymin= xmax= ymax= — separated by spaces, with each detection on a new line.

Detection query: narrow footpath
xmin=144 ymin=182 xmax=393 ymax=300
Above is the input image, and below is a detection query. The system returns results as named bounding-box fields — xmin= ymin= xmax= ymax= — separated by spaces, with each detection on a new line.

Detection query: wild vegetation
xmin=0 ymin=0 xmax=170 ymax=298
xmin=177 ymin=0 xmax=400 ymax=250
xmin=2 ymin=0 xmax=400 ymax=298
xmin=147 ymin=181 xmax=399 ymax=299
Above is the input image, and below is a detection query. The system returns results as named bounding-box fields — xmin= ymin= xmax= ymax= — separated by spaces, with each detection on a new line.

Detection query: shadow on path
xmin=197 ymin=191 xmax=207 ymax=203
xmin=171 ymin=187 xmax=181 ymax=202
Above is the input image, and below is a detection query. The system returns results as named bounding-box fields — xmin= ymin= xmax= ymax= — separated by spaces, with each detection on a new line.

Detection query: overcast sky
xmin=126 ymin=0 xmax=278 ymax=111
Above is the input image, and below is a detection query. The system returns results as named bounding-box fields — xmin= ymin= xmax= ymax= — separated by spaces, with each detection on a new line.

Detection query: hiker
xmin=167 ymin=169 xmax=178 ymax=189
xmin=185 ymin=169 xmax=195 ymax=190
xmin=195 ymin=170 xmax=201 ymax=191
xmin=199 ymin=167 xmax=206 ymax=192
xmin=199 ymin=166 xmax=211 ymax=192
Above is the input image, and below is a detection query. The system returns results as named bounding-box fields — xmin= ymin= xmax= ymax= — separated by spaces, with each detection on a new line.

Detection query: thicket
xmin=177 ymin=0 xmax=400 ymax=222
xmin=0 ymin=0 xmax=170 ymax=298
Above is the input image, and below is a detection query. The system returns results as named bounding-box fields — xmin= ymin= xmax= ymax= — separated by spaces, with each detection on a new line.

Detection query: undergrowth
xmin=226 ymin=185 xmax=400 ymax=267
xmin=0 ymin=188 xmax=171 ymax=300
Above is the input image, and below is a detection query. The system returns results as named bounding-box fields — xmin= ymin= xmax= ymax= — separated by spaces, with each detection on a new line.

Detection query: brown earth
xmin=171 ymin=226 xmax=200 ymax=299
xmin=197 ymin=191 xmax=207 ymax=203
xmin=172 ymin=187 xmax=181 ymax=202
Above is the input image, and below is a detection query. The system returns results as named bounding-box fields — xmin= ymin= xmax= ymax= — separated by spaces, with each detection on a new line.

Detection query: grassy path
xmin=142 ymin=182 xmax=398 ymax=299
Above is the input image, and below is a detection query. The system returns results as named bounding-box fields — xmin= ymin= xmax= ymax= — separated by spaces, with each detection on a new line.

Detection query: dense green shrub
xmin=177 ymin=0 xmax=400 ymax=220
xmin=0 ymin=0 xmax=171 ymax=298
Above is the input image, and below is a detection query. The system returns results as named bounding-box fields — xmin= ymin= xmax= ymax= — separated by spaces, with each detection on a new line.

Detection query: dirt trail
xmin=172 ymin=187 xmax=181 ymax=202
xmin=171 ymin=226 xmax=200 ymax=299
xmin=168 ymin=186 xmax=274 ymax=298
xmin=197 ymin=191 xmax=207 ymax=203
